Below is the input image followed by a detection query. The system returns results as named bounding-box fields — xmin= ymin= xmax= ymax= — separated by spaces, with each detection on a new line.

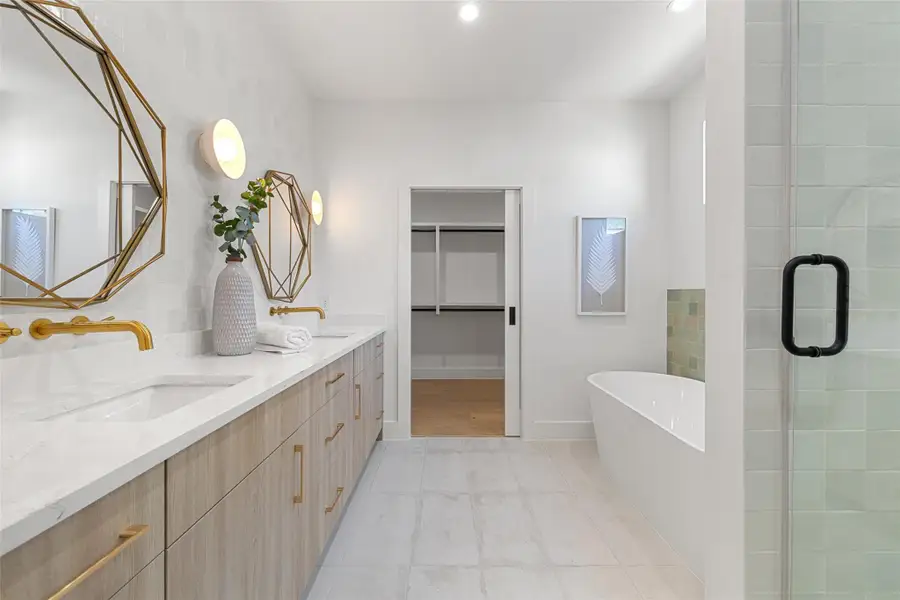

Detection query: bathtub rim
xmin=588 ymin=370 xmax=705 ymax=453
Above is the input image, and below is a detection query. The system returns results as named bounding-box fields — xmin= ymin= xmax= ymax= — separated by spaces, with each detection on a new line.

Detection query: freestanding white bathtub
xmin=588 ymin=371 xmax=705 ymax=580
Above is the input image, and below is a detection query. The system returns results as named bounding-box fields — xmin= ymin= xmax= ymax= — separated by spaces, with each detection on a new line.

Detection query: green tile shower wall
xmin=667 ymin=289 xmax=705 ymax=382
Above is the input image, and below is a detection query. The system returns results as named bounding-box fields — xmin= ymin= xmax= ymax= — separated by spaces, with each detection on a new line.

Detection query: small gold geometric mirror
xmin=0 ymin=0 xmax=166 ymax=309
xmin=251 ymin=170 xmax=312 ymax=302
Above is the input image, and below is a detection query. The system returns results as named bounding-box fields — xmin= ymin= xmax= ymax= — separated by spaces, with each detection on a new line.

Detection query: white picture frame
xmin=576 ymin=216 xmax=627 ymax=316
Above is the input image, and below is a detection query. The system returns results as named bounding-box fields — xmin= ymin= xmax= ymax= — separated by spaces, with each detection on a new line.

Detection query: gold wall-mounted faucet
xmin=269 ymin=306 xmax=326 ymax=319
xmin=0 ymin=321 xmax=22 ymax=345
xmin=29 ymin=316 xmax=154 ymax=351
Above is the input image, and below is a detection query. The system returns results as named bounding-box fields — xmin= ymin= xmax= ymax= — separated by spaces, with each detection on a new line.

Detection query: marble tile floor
xmin=307 ymin=438 xmax=703 ymax=600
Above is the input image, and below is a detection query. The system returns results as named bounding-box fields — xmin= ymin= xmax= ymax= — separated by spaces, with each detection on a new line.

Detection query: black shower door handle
xmin=781 ymin=254 xmax=849 ymax=358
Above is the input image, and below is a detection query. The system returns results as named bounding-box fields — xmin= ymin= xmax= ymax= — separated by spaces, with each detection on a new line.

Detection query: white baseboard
xmin=412 ymin=367 xmax=503 ymax=380
xmin=525 ymin=420 xmax=595 ymax=440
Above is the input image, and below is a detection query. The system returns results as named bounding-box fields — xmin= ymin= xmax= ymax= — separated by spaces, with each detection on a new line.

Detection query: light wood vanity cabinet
xmin=0 ymin=465 xmax=164 ymax=600
xmin=165 ymin=336 xmax=383 ymax=600
xmin=2 ymin=336 xmax=384 ymax=600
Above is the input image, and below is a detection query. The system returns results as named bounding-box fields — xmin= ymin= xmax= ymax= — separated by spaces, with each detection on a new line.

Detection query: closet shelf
xmin=412 ymin=304 xmax=505 ymax=313
xmin=411 ymin=222 xmax=504 ymax=233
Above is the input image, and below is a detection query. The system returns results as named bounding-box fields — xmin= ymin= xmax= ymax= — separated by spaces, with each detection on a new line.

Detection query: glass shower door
xmin=787 ymin=0 xmax=900 ymax=597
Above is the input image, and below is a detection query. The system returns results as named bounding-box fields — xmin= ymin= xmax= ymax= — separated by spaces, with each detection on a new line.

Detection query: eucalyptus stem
xmin=210 ymin=178 xmax=273 ymax=260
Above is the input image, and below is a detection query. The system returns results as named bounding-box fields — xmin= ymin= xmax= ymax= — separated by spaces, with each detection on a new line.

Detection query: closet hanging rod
xmin=412 ymin=305 xmax=505 ymax=312
xmin=411 ymin=223 xmax=504 ymax=233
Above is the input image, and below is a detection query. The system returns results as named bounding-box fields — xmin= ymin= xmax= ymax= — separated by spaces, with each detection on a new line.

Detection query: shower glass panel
xmin=789 ymin=0 xmax=900 ymax=597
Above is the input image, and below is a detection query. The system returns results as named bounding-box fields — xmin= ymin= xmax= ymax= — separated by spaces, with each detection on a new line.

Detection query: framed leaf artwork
xmin=576 ymin=216 xmax=626 ymax=315
xmin=0 ymin=208 xmax=57 ymax=298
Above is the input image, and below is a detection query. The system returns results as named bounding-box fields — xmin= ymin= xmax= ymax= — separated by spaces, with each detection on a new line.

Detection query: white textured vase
xmin=212 ymin=257 xmax=256 ymax=356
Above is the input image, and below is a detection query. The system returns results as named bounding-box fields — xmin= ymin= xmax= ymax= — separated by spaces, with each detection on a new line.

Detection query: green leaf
xmin=240 ymin=192 xmax=252 ymax=200
xmin=236 ymin=221 xmax=249 ymax=232
xmin=250 ymin=211 xmax=259 ymax=223
xmin=235 ymin=205 xmax=250 ymax=217
xmin=218 ymin=241 xmax=231 ymax=252
xmin=240 ymin=247 xmax=247 ymax=258
xmin=214 ymin=223 xmax=227 ymax=236
xmin=224 ymin=230 xmax=236 ymax=242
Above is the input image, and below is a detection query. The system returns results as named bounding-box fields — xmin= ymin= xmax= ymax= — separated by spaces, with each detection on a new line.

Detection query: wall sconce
xmin=311 ymin=190 xmax=324 ymax=225
xmin=199 ymin=119 xmax=246 ymax=180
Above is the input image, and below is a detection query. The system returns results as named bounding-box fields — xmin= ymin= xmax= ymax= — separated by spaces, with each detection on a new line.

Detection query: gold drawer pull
xmin=354 ymin=384 xmax=362 ymax=420
xmin=293 ymin=445 xmax=305 ymax=504
xmin=377 ymin=410 xmax=384 ymax=421
xmin=47 ymin=524 xmax=149 ymax=600
xmin=325 ymin=422 xmax=345 ymax=444
xmin=325 ymin=487 xmax=344 ymax=514
xmin=376 ymin=372 xmax=384 ymax=381
xmin=326 ymin=372 xmax=345 ymax=386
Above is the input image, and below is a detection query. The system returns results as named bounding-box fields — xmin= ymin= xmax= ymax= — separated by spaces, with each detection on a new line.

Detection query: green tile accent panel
xmin=667 ymin=288 xmax=705 ymax=382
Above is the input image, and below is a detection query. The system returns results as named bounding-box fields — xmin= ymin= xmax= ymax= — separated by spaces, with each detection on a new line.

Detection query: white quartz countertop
xmin=0 ymin=325 xmax=385 ymax=555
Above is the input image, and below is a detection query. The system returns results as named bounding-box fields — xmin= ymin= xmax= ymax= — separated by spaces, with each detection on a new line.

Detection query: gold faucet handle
xmin=0 ymin=321 xmax=22 ymax=344
xmin=69 ymin=315 xmax=115 ymax=333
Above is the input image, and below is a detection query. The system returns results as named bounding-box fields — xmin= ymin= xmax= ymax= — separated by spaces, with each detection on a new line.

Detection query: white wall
xmin=0 ymin=2 xmax=319 ymax=357
xmin=667 ymin=73 xmax=707 ymax=290
xmin=314 ymin=101 xmax=669 ymax=439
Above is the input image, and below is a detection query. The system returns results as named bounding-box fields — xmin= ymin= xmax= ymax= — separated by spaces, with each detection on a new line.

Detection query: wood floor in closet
xmin=411 ymin=379 xmax=504 ymax=437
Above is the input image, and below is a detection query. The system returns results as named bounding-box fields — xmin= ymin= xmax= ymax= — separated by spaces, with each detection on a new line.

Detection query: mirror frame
xmin=251 ymin=170 xmax=312 ymax=302
xmin=0 ymin=0 xmax=167 ymax=309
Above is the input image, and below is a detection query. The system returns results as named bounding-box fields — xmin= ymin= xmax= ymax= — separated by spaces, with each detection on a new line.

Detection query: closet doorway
xmin=400 ymin=188 xmax=521 ymax=438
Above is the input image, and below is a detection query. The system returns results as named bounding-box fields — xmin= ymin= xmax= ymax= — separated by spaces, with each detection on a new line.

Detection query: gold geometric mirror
xmin=0 ymin=0 xmax=166 ymax=309
xmin=250 ymin=170 xmax=312 ymax=302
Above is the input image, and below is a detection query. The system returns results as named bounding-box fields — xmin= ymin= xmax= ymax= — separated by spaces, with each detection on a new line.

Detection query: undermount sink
xmin=42 ymin=375 xmax=249 ymax=423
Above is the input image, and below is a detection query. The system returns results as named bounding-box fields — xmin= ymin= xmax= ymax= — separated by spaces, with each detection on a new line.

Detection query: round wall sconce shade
xmin=200 ymin=119 xmax=246 ymax=180
xmin=311 ymin=190 xmax=324 ymax=225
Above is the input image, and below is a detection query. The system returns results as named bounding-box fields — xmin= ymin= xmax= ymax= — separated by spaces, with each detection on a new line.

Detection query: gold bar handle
xmin=293 ymin=445 xmax=304 ymax=504
xmin=47 ymin=524 xmax=149 ymax=600
xmin=325 ymin=487 xmax=344 ymax=514
xmin=354 ymin=384 xmax=362 ymax=420
xmin=325 ymin=422 xmax=345 ymax=444
xmin=377 ymin=410 xmax=384 ymax=421
xmin=376 ymin=372 xmax=384 ymax=381
xmin=326 ymin=372 xmax=345 ymax=386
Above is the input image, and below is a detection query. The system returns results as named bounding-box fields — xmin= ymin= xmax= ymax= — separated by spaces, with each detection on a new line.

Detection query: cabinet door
xmin=351 ymin=369 xmax=368 ymax=483
xmin=167 ymin=430 xmax=290 ymax=600
xmin=281 ymin=419 xmax=317 ymax=599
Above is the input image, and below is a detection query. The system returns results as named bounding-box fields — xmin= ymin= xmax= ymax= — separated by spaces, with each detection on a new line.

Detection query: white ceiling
xmin=263 ymin=0 xmax=706 ymax=102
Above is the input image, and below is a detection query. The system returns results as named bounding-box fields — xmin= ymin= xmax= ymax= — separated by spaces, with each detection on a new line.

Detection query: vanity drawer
xmin=353 ymin=338 xmax=380 ymax=376
xmin=0 ymin=464 xmax=164 ymax=600
xmin=110 ymin=554 xmax=164 ymax=600
xmin=375 ymin=334 xmax=385 ymax=358
xmin=324 ymin=354 xmax=351 ymax=401
xmin=166 ymin=376 xmax=320 ymax=544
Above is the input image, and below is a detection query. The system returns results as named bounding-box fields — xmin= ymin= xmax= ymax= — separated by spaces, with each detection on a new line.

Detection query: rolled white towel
xmin=257 ymin=322 xmax=312 ymax=350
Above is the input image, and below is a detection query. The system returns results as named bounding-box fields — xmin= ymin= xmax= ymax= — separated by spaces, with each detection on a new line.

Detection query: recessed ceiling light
xmin=459 ymin=2 xmax=480 ymax=22
xmin=667 ymin=0 xmax=694 ymax=13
